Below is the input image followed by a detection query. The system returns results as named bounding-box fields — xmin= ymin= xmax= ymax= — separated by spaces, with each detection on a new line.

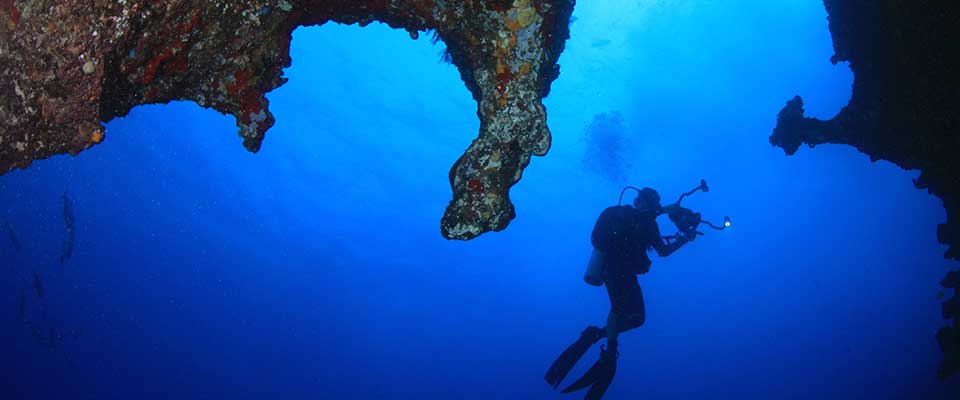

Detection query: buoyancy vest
xmin=590 ymin=205 xmax=658 ymax=275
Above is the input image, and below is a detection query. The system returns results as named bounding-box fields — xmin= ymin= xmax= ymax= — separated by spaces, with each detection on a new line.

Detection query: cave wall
xmin=769 ymin=0 xmax=960 ymax=379
xmin=0 ymin=0 xmax=575 ymax=240
xmin=3 ymin=0 xmax=960 ymax=382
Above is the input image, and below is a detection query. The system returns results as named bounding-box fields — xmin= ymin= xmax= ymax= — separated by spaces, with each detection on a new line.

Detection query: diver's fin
xmin=545 ymin=326 xmax=603 ymax=389
xmin=583 ymin=361 xmax=617 ymax=400
xmin=560 ymin=344 xmax=618 ymax=397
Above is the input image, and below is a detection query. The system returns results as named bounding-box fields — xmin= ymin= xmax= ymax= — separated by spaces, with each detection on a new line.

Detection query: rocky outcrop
xmin=770 ymin=0 xmax=960 ymax=379
xmin=940 ymin=271 xmax=960 ymax=379
xmin=0 ymin=0 xmax=575 ymax=240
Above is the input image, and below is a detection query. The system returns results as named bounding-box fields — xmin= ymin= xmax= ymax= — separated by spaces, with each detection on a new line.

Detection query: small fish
xmin=938 ymin=290 xmax=946 ymax=301
xmin=59 ymin=235 xmax=73 ymax=264
xmin=4 ymin=220 xmax=20 ymax=252
xmin=62 ymin=193 xmax=74 ymax=229
xmin=60 ymin=193 xmax=74 ymax=264
xmin=33 ymin=271 xmax=44 ymax=299
xmin=591 ymin=39 xmax=611 ymax=48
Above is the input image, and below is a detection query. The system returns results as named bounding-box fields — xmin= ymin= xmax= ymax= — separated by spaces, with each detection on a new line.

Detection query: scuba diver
xmin=545 ymin=181 xmax=730 ymax=399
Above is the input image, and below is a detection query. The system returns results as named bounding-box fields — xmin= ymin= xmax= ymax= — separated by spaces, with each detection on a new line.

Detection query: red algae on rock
xmin=0 ymin=0 xmax=577 ymax=241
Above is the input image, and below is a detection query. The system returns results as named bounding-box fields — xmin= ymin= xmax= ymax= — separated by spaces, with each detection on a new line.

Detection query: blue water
xmin=2 ymin=1 xmax=959 ymax=399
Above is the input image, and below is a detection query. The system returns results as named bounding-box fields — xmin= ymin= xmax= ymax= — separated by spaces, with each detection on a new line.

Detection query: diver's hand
xmin=682 ymin=231 xmax=697 ymax=242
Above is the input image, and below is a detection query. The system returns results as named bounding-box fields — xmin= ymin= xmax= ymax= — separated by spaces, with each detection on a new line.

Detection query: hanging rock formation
xmin=0 ymin=0 xmax=574 ymax=240
xmin=770 ymin=0 xmax=960 ymax=379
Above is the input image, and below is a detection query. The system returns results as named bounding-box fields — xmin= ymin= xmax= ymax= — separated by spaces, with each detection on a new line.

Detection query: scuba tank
xmin=584 ymin=249 xmax=606 ymax=287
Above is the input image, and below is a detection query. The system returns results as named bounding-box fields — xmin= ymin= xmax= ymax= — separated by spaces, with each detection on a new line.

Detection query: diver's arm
xmin=652 ymin=234 xmax=687 ymax=257
xmin=648 ymin=218 xmax=688 ymax=257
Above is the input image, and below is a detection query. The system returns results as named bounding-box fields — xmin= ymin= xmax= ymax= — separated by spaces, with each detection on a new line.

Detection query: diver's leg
xmin=561 ymin=273 xmax=630 ymax=396
xmin=605 ymin=311 xmax=620 ymax=344
xmin=603 ymin=275 xmax=646 ymax=342
xmin=619 ymin=280 xmax=646 ymax=332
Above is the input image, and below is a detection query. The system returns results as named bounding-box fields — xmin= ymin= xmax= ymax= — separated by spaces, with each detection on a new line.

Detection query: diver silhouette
xmin=545 ymin=187 xmax=694 ymax=399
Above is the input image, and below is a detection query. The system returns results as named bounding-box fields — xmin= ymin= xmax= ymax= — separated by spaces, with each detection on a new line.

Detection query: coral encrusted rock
xmin=0 ymin=0 xmax=575 ymax=240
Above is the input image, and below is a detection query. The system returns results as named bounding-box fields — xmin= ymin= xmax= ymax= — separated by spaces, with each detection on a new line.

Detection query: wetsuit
xmin=590 ymin=205 xmax=663 ymax=323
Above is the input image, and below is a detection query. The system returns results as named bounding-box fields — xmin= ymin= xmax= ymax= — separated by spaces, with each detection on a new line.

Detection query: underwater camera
xmin=619 ymin=179 xmax=731 ymax=242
